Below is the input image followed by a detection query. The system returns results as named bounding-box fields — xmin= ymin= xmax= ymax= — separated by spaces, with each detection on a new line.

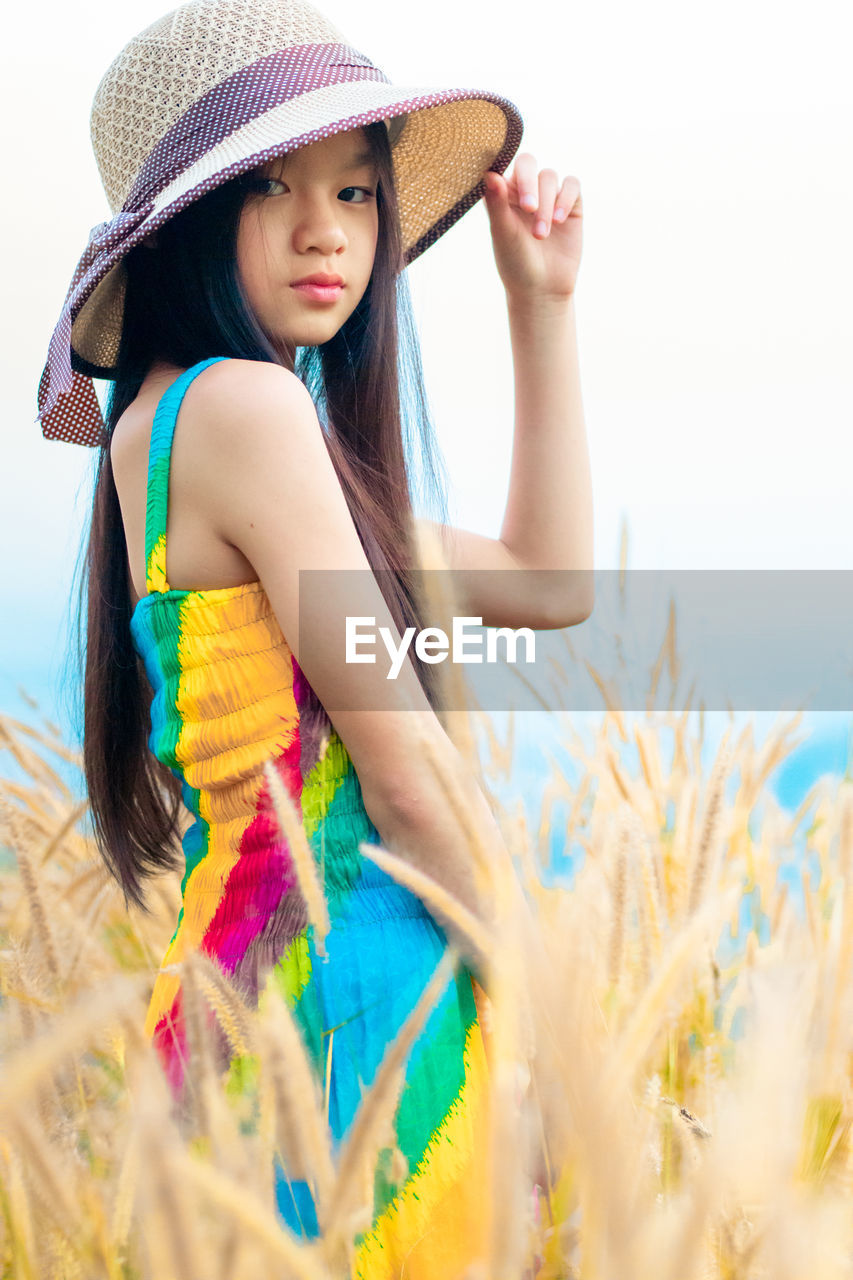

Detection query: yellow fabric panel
xmin=352 ymin=1020 xmax=493 ymax=1278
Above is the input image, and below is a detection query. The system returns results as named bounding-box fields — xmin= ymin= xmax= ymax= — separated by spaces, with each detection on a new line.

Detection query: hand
xmin=482 ymin=154 xmax=582 ymax=306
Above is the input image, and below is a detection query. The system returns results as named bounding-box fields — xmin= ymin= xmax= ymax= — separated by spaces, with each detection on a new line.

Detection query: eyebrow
xmin=345 ymin=150 xmax=378 ymax=170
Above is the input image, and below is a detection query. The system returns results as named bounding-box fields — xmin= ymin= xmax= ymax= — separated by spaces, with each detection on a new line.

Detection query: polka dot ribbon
xmin=38 ymin=206 xmax=155 ymax=447
xmin=36 ymin=42 xmax=391 ymax=447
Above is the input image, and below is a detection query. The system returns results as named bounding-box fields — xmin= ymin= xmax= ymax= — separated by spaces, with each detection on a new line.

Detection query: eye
xmin=338 ymin=186 xmax=374 ymax=204
xmin=241 ymin=175 xmax=286 ymax=196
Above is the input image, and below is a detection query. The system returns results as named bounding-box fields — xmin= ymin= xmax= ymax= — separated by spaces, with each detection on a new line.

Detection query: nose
xmin=290 ymin=190 xmax=347 ymax=257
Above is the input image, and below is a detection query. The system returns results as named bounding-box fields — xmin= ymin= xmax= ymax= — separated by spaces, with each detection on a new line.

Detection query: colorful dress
xmin=128 ymin=357 xmax=493 ymax=1276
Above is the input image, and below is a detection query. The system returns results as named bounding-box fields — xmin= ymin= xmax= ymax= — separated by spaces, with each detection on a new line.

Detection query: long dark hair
xmin=66 ymin=121 xmax=454 ymax=913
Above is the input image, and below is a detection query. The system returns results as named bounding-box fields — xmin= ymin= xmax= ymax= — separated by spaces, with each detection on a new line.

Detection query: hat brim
xmin=70 ymin=83 xmax=522 ymax=376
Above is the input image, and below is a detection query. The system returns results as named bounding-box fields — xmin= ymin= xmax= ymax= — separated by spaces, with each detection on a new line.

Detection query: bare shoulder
xmin=183 ymin=358 xmax=317 ymax=453
xmin=179 ymin=359 xmax=326 ymax=534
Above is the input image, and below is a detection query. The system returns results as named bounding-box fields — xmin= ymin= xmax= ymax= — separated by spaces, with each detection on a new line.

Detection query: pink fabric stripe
xmin=152 ymin=726 xmax=305 ymax=1097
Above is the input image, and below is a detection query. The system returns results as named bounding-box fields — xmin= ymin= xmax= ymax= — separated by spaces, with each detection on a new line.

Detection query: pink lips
xmin=290 ymin=273 xmax=345 ymax=304
xmin=290 ymin=282 xmax=344 ymax=303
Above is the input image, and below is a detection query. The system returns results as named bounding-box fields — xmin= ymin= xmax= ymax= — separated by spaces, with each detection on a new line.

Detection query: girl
xmin=37 ymin=0 xmax=591 ymax=1270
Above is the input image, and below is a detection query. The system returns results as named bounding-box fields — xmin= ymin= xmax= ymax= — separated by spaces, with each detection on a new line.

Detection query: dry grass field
xmin=2 ymin=608 xmax=852 ymax=1277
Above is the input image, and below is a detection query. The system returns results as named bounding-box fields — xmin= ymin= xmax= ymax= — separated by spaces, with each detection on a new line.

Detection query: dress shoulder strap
xmin=144 ymin=356 xmax=230 ymax=594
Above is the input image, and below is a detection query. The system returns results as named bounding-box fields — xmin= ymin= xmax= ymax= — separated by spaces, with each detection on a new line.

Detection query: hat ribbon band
xmin=125 ymin=42 xmax=390 ymax=214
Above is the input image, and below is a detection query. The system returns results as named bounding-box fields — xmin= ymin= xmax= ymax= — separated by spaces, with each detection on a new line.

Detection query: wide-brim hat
xmin=36 ymin=0 xmax=523 ymax=448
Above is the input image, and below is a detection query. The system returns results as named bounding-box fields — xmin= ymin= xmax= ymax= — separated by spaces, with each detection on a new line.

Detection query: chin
xmin=300 ymin=325 xmax=343 ymax=345
xmin=277 ymin=319 xmax=347 ymax=348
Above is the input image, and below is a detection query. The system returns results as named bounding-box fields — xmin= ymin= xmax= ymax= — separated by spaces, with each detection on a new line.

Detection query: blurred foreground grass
xmin=2 ymin=651 xmax=853 ymax=1278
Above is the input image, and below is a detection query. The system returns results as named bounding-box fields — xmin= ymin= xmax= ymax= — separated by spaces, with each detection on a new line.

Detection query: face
xmin=235 ymin=127 xmax=380 ymax=354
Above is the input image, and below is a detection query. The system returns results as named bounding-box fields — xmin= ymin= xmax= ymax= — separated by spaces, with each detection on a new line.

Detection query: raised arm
xmin=413 ymin=158 xmax=593 ymax=632
xmin=485 ymin=157 xmax=592 ymax=617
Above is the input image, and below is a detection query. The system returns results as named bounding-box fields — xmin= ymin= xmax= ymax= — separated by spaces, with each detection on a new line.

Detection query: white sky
xmin=1 ymin=0 xmax=851 ymax=722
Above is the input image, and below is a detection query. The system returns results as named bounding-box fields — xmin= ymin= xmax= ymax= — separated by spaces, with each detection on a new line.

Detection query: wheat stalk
xmin=604 ymin=882 xmax=743 ymax=1101
xmin=2 ymin=1110 xmax=79 ymax=1242
xmin=322 ymin=947 xmax=457 ymax=1249
xmin=1 ymin=801 xmax=61 ymax=984
xmin=183 ymin=949 xmax=258 ymax=1065
xmin=109 ymin=1128 xmax=140 ymax=1257
xmin=169 ymin=1143 xmax=331 ymax=1276
xmin=257 ymin=980 xmax=337 ymax=1222
xmin=0 ymin=1136 xmax=38 ymax=1279
xmin=688 ymin=735 xmax=732 ymax=915
xmin=0 ymin=974 xmax=145 ymax=1114
xmin=264 ymin=758 xmax=331 ymax=959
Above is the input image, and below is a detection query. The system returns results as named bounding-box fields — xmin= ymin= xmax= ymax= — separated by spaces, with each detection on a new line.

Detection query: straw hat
xmin=36 ymin=0 xmax=523 ymax=448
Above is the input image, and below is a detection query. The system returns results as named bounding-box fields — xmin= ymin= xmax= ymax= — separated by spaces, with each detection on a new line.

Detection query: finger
xmin=532 ymin=169 xmax=559 ymax=237
xmin=482 ymin=168 xmax=509 ymax=214
xmin=553 ymin=176 xmax=581 ymax=224
xmin=481 ymin=170 xmax=518 ymax=237
xmin=508 ymin=153 xmax=539 ymax=213
xmin=482 ymin=168 xmax=507 ymax=206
